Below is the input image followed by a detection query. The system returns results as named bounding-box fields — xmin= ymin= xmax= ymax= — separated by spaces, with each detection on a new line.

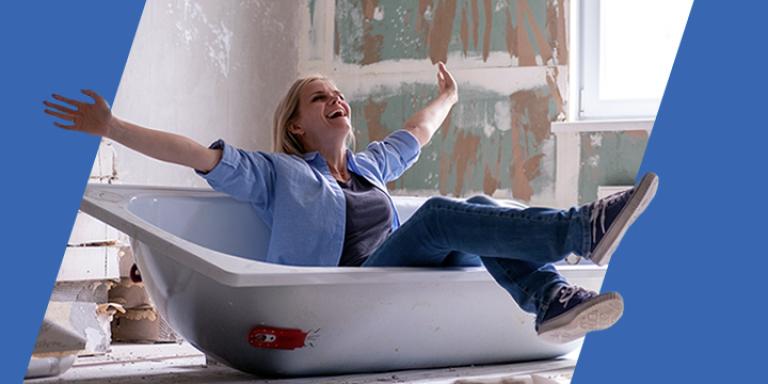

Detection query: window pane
xmin=598 ymin=0 xmax=692 ymax=101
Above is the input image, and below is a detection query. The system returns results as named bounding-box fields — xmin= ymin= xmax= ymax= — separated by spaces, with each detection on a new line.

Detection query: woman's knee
xmin=465 ymin=194 xmax=499 ymax=206
xmin=423 ymin=195 xmax=454 ymax=209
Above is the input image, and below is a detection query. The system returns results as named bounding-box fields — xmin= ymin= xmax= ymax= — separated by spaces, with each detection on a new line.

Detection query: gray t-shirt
xmin=337 ymin=172 xmax=393 ymax=266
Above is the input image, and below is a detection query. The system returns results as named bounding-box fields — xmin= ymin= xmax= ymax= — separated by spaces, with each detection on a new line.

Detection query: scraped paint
xmin=519 ymin=0 xmax=553 ymax=64
xmin=471 ymin=0 xmax=480 ymax=50
xmin=450 ymin=130 xmax=481 ymax=196
xmin=460 ymin=4 xmax=469 ymax=56
xmin=508 ymin=88 xmax=555 ymax=201
xmin=348 ymin=83 xmax=559 ymax=202
xmin=334 ymin=0 xmax=567 ymax=66
xmin=545 ymin=67 xmax=565 ymax=116
xmin=482 ymin=0 xmax=492 ymax=61
xmin=548 ymin=0 xmax=569 ymax=64
xmin=578 ymin=130 xmax=649 ymax=203
xmin=428 ymin=0 xmax=457 ymax=63
xmin=514 ymin=1 xmax=537 ymax=66
xmin=363 ymin=98 xmax=389 ymax=142
xmin=483 ymin=164 xmax=499 ymax=196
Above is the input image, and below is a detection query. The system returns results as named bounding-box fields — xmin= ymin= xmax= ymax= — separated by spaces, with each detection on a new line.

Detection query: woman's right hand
xmin=44 ymin=89 xmax=113 ymax=137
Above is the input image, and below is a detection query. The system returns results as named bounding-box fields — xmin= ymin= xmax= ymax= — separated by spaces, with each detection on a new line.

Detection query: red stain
xmin=248 ymin=326 xmax=310 ymax=350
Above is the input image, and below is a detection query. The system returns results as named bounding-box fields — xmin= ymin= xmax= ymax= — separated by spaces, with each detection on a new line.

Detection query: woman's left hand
xmin=436 ymin=62 xmax=458 ymax=104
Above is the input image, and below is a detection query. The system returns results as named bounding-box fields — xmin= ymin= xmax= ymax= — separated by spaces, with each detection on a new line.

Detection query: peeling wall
xmin=349 ymin=83 xmax=559 ymax=201
xmin=105 ymin=0 xmax=643 ymax=206
xmin=578 ymin=131 xmax=649 ymax=204
xmin=333 ymin=0 xmax=567 ymax=66
xmin=305 ymin=0 xmax=568 ymax=205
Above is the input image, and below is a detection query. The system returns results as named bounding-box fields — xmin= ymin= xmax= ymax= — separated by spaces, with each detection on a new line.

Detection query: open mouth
xmin=326 ymin=109 xmax=346 ymax=120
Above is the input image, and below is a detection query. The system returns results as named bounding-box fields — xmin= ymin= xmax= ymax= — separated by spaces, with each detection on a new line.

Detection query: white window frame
xmin=570 ymin=0 xmax=690 ymax=121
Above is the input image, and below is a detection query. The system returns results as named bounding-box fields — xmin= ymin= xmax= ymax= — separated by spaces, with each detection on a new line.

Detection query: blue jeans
xmin=362 ymin=195 xmax=592 ymax=321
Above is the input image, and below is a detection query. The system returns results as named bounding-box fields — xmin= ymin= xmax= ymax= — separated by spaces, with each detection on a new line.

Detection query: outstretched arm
xmin=403 ymin=62 xmax=458 ymax=147
xmin=44 ymin=90 xmax=221 ymax=173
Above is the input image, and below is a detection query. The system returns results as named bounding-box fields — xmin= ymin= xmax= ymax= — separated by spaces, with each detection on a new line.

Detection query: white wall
xmin=57 ymin=0 xmax=304 ymax=286
xmin=109 ymin=0 xmax=302 ymax=187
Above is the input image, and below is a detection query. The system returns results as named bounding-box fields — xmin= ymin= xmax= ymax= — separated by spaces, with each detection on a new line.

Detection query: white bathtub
xmin=81 ymin=184 xmax=606 ymax=377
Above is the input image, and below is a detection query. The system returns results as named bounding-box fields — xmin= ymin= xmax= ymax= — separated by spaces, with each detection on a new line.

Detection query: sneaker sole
xmin=537 ymin=292 xmax=624 ymax=344
xmin=590 ymin=172 xmax=659 ymax=266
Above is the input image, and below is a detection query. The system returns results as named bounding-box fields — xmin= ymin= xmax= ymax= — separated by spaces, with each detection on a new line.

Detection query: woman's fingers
xmin=439 ymin=62 xmax=455 ymax=81
xmin=52 ymin=93 xmax=83 ymax=107
xmin=43 ymin=100 xmax=78 ymax=115
xmin=44 ymin=108 xmax=76 ymax=121
xmin=53 ymin=121 xmax=77 ymax=130
xmin=81 ymin=89 xmax=102 ymax=103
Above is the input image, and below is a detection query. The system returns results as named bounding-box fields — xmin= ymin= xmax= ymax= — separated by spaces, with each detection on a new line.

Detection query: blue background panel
xmin=0 ymin=1 xmax=144 ymax=382
xmin=574 ymin=1 xmax=768 ymax=382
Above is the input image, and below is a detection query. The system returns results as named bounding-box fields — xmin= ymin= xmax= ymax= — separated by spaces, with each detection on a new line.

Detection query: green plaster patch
xmin=578 ymin=131 xmax=649 ymax=204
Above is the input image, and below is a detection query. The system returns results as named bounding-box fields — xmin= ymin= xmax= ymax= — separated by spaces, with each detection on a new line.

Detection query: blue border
xmin=0 ymin=2 xmax=144 ymax=381
xmin=574 ymin=1 xmax=768 ymax=382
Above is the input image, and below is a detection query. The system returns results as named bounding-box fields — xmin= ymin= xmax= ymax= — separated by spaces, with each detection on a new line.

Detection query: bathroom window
xmin=574 ymin=0 xmax=693 ymax=120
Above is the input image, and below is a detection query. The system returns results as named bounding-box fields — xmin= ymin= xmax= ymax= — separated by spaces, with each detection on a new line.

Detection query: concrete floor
xmin=26 ymin=342 xmax=580 ymax=384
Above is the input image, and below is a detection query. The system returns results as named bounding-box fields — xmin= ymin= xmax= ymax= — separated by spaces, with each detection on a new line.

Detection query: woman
xmin=44 ymin=62 xmax=657 ymax=344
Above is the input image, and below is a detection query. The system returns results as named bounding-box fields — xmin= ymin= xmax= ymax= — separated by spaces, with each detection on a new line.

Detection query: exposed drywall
xmin=348 ymin=82 xmax=559 ymax=201
xmin=333 ymin=0 xmax=567 ymax=66
xmin=102 ymin=0 xmax=643 ymax=204
xmin=308 ymin=0 xmax=568 ymax=205
xmin=578 ymin=130 xmax=649 ymax=204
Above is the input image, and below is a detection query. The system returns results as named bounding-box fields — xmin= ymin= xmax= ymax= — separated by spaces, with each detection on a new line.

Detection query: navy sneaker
xmin=584 ymin=172 xmax=659 ymax=266
xmin=536 ymin=286 xmax=624 ymax=343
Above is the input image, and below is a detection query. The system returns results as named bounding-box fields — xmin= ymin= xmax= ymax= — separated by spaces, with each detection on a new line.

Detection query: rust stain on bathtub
xmin=428 ymin=0 xmax=457 ymax=64
xmin=364 ymin=99 xmax=389 ymax=143
xmin=451 ymin=130 xmax=481 ymax=197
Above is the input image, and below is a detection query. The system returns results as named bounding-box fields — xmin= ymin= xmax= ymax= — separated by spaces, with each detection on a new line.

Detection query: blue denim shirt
xmin=196 ymin=130 xmax=421 ymax=267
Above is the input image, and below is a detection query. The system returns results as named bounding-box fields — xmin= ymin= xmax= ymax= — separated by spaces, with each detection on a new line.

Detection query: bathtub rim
xmin=81 ymin=183 xmax=605 ymax=288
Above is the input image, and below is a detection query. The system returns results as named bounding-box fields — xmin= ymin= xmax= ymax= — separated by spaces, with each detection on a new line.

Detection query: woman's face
xmin=292 ymin=79 xmax=351 ymax=150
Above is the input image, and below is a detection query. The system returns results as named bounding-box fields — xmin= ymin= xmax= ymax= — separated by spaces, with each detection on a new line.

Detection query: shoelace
xmin=558 ymin=286 xmax=578 ymax=307
xmin=558 ymin=286 xmax=591 ymax=307
xmin=588 ymin=190 xmax=632 ymax=244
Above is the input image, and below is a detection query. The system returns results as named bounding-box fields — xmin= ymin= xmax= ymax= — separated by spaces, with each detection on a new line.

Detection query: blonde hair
xmin=272 ymin=75 xmax=356 ymax=156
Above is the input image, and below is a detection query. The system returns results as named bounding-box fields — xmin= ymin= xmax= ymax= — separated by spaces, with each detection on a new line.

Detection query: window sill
xmin=551 ymin=119 xmax=654 ymax=134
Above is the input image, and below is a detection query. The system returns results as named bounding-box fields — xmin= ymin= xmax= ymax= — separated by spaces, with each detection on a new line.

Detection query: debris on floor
xmin=24 ymin=342 xmax=577 ymax=384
